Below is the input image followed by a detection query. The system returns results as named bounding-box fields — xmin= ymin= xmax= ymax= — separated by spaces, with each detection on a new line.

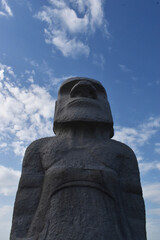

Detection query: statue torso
xmin=27 ymin=137 xmax=131 ymax=240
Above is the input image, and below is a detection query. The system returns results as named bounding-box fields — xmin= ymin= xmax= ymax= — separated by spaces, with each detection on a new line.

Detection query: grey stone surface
xmin=10 ymin=77 xmax=146 ymax=239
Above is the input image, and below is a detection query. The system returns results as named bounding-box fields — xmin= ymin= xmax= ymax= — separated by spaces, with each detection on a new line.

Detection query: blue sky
xmin=0 ymin=0 xmax=160 ymax=239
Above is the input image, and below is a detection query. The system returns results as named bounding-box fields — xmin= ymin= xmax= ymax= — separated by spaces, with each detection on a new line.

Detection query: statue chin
xmin=54 ymin=99 xmax=113 ymax=124
xmin=53 ymin=107 xmax=114 ymax=139
xmin=54 ymin=109 xmax=112 ymax=125
xmin=54 ymin=113 xmax=111 ymax=124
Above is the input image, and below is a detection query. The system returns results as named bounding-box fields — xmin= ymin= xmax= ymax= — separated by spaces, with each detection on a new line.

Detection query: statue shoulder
xmin=22 ymin=136 xmax=57 ymax=169
xmin=25 ymin=136 xmax=57 ymax=153
xmin=108 ymin=139 xmax=136 ymax=160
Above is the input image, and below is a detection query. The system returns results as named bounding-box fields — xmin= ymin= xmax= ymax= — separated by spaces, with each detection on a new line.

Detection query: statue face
xmin=54 ymin=77 xmax=113 ymax=136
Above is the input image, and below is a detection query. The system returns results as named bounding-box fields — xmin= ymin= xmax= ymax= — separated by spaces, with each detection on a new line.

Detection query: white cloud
xmin=143 ymin=183 xmax=160 ymax=240
xmin=25 ymin=69 xmax=35 ymax=75
xmin=0 ymin=68 xmax=4 ymax=80
xmin=0 ymin=10 xmax=5 ymax=16
xmin=118 ymin=64 xmax=132 ymax=73
xmin=146 ymin=217 xmax=160 ymax=240
xmin=148 ymin=208 xmax=160 ymax=216
xmin=26 ymin=1 xmax=32 ymax=12
xmin=0 ymin=0 xmax=13 ymax=17
xmin=0 ymin=63 xmax=15 ymax=77
xmin=114 ymin=116 xmax=160 ymax=161
xmin=51 ymin=75 xmax=74 ymax=86
xmin=58 ymin=7 xmax=89 ymax=33
xmin=145 ymin=185 xmax=160 ymax=239
xmin=0 ymin=143 xmax=7 ymax=148
xmin=48 ymin=30 xmax=90 ymax=57
xmin=29 ymin=59 xmax=39 ymax=68
xmin=0 ymin=205 xmax=13 ymax=240
xmin=155 ymin=142 xmax=160 ymax=154
xmin=11 ymin=141 xmax=26 ymax=156
xmin=93 ymin=53 xmax=105 ymax=69
xmin=24 ymin=58 xmax=72 ymax=88
xmin=139 ymin=161 xmax=160 ymax=173
xmin=27 ymin=75 xmax=34 ymax=83
xmin=0 ymin=165 xmax=20 ymax=196
xmin=36 ymin=0 xmax=108 ymax=57
xmin=0 ymin=63 xmax=56 ymax=156
xmin=143 ymin=183 xmax=160 ymax=204
xmin=15 ymin=0 xmax=32 ymax=12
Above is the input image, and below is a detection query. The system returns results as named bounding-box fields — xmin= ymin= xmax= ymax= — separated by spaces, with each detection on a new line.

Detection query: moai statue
xmin=10 ymin=77 xmax=146 ymax=240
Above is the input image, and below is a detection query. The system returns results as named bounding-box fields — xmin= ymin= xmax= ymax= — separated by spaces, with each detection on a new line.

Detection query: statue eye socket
xmin=59 ymin=82 xmax=77 ymax=95
xmin=59 ymin=80 xmax=106 ymax=96
xmin=93 ymin=83 xmax=106 ymax=94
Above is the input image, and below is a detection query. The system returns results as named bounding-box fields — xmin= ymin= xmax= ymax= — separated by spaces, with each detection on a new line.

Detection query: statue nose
xmin=70 ymin=81 xmax=97 ymax=99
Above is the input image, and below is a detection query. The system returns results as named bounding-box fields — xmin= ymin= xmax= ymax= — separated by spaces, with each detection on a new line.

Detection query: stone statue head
xmin=53 ymin=77 xmax=114 ymax=138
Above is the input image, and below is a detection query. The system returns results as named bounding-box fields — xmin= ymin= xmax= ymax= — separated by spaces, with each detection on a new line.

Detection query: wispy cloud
xmin=139 ymin=161 xmax=160 ymax=174
xmin=25 ymin=58 xmax=74 ymax=89
xmin=155 ymin=142 xmax=160 ymax=154
xmin=0 ymin=0 xmax=13 ymax=17
xmin=148 ymin=208 xmax=160 ymax=216
xmin=0 ymin=63 xmax=56 ymax=156
xmin=15 ymin=0 xmax=32 ymax=12
xmin=114 ymin=116 xmax=160 ymax=161
xmin=143 ymin=183 xmax=160 ymax=240
xmin=35 ymin=0 xmax=109 ymax=57
xmin=118 ymin=64 xmax=132 ymax=73
xmin=51 ymin=75 xmax=74 ymax=86
xmin=0 ymin=165 xmax=20 ymax=196
xmin=0 ymin=205 xmax=13 ymax=240
xmin=146 ymin=217 xmax=160 ymax=240
xmin=0 ymin=62 xmax=73 ymax=157
xmin=143 ymin=183 xmax=160 ymax=204
xmin=93 ymin=53 xmax=105 ymax=69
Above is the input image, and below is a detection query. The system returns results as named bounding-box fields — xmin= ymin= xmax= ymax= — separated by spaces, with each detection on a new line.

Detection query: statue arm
xmin=120 ymin=146 xmax=146 ymax=239
xmin=10 ymin=140 xmax=44 ymax=239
